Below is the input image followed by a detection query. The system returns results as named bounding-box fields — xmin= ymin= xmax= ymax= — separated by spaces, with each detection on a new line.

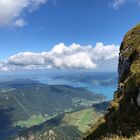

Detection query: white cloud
xmin=14 ymin=19 xmax=27 ymax=27
xmin=0 ymin=0 xmax=48 ymax=27
xmin=1 ymin=42 xmax=119 ymax=71
xmin=0 ymin=62 xmax=9 ymax=71
xmin=9 ymin=52 xmax=45 ymax=65
xmin=113 ymin=0 xmax=126 ymax=9
xmin=112 ymin=0 xmax=140 ymax=9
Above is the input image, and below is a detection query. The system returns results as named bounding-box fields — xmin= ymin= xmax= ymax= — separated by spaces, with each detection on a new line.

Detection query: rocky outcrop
xmin=14 ymin=129 xmax=58 ymax=140
xmin=85 ymin=24 xmax=140 ymax=139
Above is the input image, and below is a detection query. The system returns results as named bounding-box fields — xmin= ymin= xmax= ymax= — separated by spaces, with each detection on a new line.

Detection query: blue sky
xmin=0 ymin=0 xmax=140 ymax=71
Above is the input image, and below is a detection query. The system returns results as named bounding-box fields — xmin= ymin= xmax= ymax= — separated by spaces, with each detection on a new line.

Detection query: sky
xmin=0 ymin=0 xmax=140 ymax=71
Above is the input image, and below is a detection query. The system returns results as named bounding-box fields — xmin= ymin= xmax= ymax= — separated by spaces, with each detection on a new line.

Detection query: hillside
xmin=85 ymin=24 xmax=140 ymax=139
xmin=0 ymin=79 xmax=105 ymax=140
xmin=9 ymin=101 xmax=110 ymax=140
xmin=10 ymin=108 xmax=102 ymax=140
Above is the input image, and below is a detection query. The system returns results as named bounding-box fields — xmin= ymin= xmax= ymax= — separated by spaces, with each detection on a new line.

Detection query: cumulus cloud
xmin=0 ymin=0 xmax=48 ymax=27
xmin=0 ymin=42 xmax=119 ymax=71
xmin=9 ymin=52 xmax=45 ymax=65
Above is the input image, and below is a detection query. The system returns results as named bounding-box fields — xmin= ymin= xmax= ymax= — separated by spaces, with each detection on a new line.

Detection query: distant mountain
xmin=53 ymin=72 xmax=117 ymax=86
xmin=0 ymin=79 xmax=105 ymax=140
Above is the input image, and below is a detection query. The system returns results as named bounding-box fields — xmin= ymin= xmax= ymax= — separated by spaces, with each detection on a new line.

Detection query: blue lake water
xmin=87 ymin=86 xmax=116 ymax=100
xmin=0 ymin=71 xmax=117 ymax=140
xmin=37 ymin=76 xmax=117 ymax=100
xmin=0 ymin=70 xmax=117 ymax=100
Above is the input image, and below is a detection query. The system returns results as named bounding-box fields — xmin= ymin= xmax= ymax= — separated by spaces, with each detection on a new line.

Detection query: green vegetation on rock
xmin=85 ymin=23 xmax=140 ymax=140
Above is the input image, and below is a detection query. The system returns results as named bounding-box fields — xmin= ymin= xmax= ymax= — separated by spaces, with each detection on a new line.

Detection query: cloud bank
xmin=0 ymin=42 xmax=119 ymax=71
xmin=0 ymin=0 xmax=48 ymax=27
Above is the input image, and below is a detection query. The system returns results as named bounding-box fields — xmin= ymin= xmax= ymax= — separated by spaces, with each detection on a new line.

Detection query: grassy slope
xmin=61 ymin=108 xmax=102 ymax=133
xmin=10 ymin=108 xmax=102 ymax=140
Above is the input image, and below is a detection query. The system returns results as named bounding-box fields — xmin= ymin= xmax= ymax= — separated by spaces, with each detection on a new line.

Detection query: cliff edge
xmin=85 ymin=24 xmax=140 ymax=140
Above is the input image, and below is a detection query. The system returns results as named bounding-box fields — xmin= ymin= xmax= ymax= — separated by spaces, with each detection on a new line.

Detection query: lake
xmin=0 ymin=69 xmax=117 ymax=100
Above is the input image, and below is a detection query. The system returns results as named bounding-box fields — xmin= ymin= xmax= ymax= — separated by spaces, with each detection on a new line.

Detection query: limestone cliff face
xmin=85 ymin=24 xmax=140 ymax=139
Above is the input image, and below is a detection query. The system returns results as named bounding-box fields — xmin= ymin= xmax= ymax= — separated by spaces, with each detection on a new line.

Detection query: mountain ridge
xmin=85 ymin=24 xmax=140 ymax=139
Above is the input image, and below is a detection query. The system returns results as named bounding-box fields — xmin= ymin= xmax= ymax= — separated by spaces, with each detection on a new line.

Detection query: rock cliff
xmin=85 ymin=24 xmax=140 ymax=139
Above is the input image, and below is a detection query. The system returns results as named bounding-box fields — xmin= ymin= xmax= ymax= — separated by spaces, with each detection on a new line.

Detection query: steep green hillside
xmin=85 ymin=24 xmax=140 ymax=139
xmin=0 ymin=79 xmax=105 ymax=140
xmin=10 ymin=108 xmax=102 ymax=140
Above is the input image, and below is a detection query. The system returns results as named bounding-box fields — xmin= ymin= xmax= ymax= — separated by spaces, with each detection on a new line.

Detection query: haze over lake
xmin=0 ymin=70 xmax=117 ymax=100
